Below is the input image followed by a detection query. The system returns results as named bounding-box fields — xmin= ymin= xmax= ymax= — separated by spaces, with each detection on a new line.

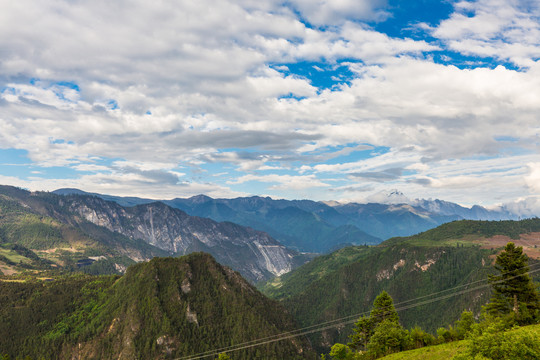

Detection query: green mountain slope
xmin=0 ymin=185 xmax=306 ymax=282
xmin=0 ymin=187 xmax=167 ymax=276
xmin=262 ymin=219 xmax=540 ymax=352
xmin=0 ymin=253 xmax=317 ymax=359
xmin=383 ymin=218 xmax=540 ymax=247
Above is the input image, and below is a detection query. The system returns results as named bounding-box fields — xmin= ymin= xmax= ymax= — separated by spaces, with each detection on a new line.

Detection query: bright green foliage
xmin=409 ymin=326 xmax=436 ymax=349
xmin=435 ymin=310 xmax=477 ymax=344
xmin=436 ymin=326 xmax=457 ymax=343
xmin=486 ymin=242 xmax=540 ymax=324
xmin=453 ymin=321 xmax=540 ymax=360
xmin=370 ymin=291 xmax=400 ymax=324
xmin=349 ymin=291 xmax=400 ymax=351
xmin=216 ymin=353 xmax=231 ymax=360
xmin=328 ymin=343 xmax=361 ymax=360
xmin=349 ymin=316 xmax=373 ymax=351
xmin=455 ymin=311 xmax=474 ymax=339
xmin=346 ymin=291 xmax=409 ymax=359
xmin=367 ymin=320 xmax=409 ymax=358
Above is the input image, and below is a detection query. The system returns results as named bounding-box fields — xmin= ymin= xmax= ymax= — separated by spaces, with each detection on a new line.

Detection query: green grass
xmin=0 ymin=248 xmax=32 ymax=264
xmin=379 ymin=341 xmax=469 ymax=360
xmin=379 ymin=324 xmax=540 ymax=360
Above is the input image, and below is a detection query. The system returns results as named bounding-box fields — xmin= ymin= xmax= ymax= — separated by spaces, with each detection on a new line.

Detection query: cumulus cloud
xmin=525 ymin=162 xmax=540 ymax=194
xmin=0 ymin=0 xmax=538 ymax=211
xmin=433 ymin=0 xmax=540 ymax=67
xmin=228 ymin=173 xmax=331 ymax=190
xmin=288 ymin=0 xmax=389 ymax=25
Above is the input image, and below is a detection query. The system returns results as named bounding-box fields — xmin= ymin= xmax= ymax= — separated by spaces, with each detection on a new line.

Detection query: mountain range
xmin=0 ymin=185 xmax=305 ymax=282
xmin=54 ymin=188 xmax=520 ymax=252
xmin=1 ymin=183 xmax=539 ymax=358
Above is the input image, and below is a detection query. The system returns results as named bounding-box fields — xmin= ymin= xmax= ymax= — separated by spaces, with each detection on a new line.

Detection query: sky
xmin=0 ymin=0 xmax=539 ymax=213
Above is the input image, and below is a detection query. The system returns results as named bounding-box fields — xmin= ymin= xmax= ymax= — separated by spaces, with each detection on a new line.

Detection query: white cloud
xmin=0 ymin=0 xmax=538 ymax=211
xmin=228 ymin=173 xmax=330 ymax=190
xmin=433 ymin=0 xmax=540 ymax=67
xmin=525 ymin=162 xmax=540 ymax=194
xmin=0 ymin=172 xmax=246 ymax=200
xmin=288 ymin=0 xmax=389 ymax=25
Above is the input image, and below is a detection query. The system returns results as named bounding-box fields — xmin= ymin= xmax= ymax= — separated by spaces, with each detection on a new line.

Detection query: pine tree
xmin=486 ymin=242 xmax=540 ymax=324
xmin=348 ymin=291 xmax=401 ymax=351
xmin=348 ymin=316 xmax=372 ymax=351
xmin=369 ymin=291 xmax=399 ymax=325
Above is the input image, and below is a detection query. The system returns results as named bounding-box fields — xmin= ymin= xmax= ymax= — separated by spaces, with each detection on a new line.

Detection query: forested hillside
xmin=0 ymin=253 xmax=316 ymax=359
xmin=0 ymin=186 xmax=306 ymax=282
xmin=262 ymin=218 xmax=540 ymax=352
xmin=0 ymin=186 xmax=165 ymax=276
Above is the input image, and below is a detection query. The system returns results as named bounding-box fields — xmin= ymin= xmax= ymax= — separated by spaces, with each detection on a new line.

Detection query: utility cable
xmin=176 ymin=264 xmax=540 ymax=359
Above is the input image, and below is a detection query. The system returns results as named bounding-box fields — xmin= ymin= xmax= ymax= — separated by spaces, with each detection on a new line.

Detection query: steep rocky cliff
xmin=61 ymin=195 xmax=301 ymax=282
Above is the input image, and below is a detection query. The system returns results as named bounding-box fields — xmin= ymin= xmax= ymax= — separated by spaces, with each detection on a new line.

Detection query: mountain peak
xmin=365 ymin=189 xmax=411 ymax=205
xmin=52 ymin=188 xmax=91 ymax=196
xmin=188 ymin=194 xmax=212 ymax=203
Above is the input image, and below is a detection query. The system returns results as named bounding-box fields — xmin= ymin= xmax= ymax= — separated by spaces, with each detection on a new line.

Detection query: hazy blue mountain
xmin=53 ymin=188 xmax=521 ymax=253
xmin=414 ymin=198 xmax=518 ymax=221
xmin=329 ymin=202 xmax=461 ymax=239
xmin=165 ymin=195 xmax=381 ymax=253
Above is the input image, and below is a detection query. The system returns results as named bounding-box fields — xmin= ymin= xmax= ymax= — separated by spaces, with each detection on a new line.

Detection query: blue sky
xmin=0 ymin=0 xmax=539 ymax=214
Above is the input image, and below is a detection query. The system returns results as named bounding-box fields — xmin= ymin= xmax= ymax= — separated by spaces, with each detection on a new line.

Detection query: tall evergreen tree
xmin=486 ymin=242 xmax=540 ymax=324
xmin=348 ymin=316 xmax=372 ymax=351
xmin=369 ymin=291 xmax=399 ymax=325
xmin=348 ymin=291 xmax=401 ymax=351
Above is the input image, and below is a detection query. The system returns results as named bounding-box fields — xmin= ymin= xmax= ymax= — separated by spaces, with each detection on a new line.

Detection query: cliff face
xmin=63 ymin=196 xmax=298 ymax=282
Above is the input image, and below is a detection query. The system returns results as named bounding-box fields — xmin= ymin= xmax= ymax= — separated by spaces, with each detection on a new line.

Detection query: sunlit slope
xmin=262 ymin=219 xmax=540 ymax=351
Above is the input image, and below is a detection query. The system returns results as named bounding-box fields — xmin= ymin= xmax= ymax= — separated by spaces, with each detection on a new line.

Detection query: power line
xmin=176 ymin=262 xmax=540 ymax=360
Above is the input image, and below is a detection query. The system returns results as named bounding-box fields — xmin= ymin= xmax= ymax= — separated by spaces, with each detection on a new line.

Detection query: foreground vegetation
xmin=324 ymin=242 xmax=540 ymax=360
xmin=379 ymin=323 xmax=540 ymax=360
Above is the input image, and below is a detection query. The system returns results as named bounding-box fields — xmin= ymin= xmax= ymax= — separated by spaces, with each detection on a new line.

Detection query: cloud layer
xmin=0 ymin=0 xmax=539 ymax=212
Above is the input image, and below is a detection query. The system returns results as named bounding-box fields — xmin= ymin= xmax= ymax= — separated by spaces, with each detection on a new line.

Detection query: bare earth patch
xmin=0 ymin=264 xmax=18 ymax=276
xmin=38 ymin=247 xmax=81 ymax=253
xmin=475 ymin=232 xmax=540 ymax=259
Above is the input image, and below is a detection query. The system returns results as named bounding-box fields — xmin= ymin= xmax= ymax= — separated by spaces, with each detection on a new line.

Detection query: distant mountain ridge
xmin=0 ymin=186 xmax=305 ymax=282
xmin=54 ymin=188 xmax=521 ymax=253
xmin=62 ymin=194 xmax=303 ymax=281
